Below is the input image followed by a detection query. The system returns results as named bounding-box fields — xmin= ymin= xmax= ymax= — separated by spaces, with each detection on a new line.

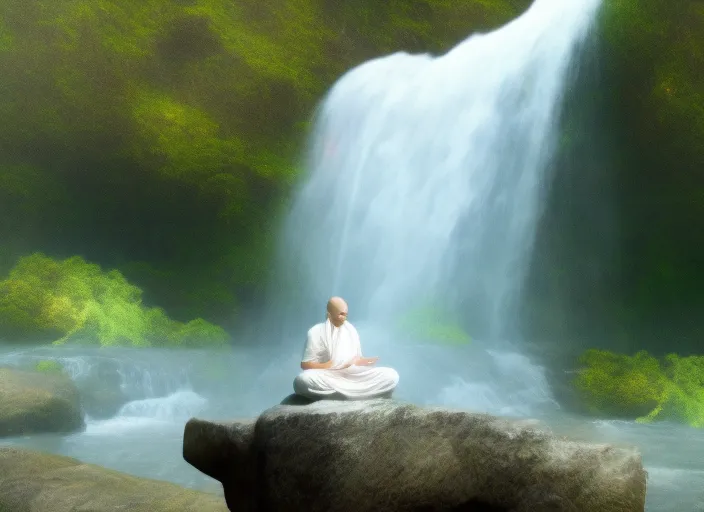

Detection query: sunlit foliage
xmin=575 ymin=349 xmax=704 ymax=428
xmin=130 ymin=89 xmax=245 ymax=182
xmin=0 ymin=253 xmax=229 ymax=348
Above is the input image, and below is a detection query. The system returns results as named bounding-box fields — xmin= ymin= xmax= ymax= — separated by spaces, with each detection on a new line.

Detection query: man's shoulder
xmin=307 ymin=322 xmax=325 ymax=337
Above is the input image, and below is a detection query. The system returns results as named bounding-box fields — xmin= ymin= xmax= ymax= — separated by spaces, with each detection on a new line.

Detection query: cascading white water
xmin=0 ymin=346 xmax=205 ymax=420
xmin=280 ymin=0 xmax=602 ymax=333
xmin=268 ymin=0 xmax=603 ymax=413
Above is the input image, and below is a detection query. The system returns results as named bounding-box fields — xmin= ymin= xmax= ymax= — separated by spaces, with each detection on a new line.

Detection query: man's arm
xmin=300 ymin=325 xmax=335 ymax=370
xmin=301 ymin=360 xmax=333 ymax=370
xmin=353 ymin=356 xmax=378 ymax=366
xmin=301 ymin=359 xmax=357 ymax=370
xmin=300 ymin=324 xmax=356 ymax=370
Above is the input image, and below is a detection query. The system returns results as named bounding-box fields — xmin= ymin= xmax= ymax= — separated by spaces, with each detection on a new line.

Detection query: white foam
xmin=115 ymin=390 xmax=207 ymax=421
xmin=84 ymin=390 xmax=208 ymax=436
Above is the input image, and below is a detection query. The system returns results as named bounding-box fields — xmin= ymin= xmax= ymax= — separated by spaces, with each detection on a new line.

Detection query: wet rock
xmin=0 ymin=367 xmax=84 ymax=437
xmin=77 ymin=362 xmax=129 ymax=419
xmin=183 ymin=399 xmax=647 ymax=512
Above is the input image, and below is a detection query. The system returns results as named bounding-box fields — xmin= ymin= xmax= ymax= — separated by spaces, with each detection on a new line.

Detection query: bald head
xmin=327 ymin=296 xmax=349 ymax=327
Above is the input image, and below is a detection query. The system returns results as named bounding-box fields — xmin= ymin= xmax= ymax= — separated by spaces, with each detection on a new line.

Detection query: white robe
xmin=293 ymin=319 xmax=399 ymax=400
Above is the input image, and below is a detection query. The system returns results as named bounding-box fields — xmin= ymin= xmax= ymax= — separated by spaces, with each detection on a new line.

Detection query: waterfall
xmin=274 ymin=0 xmax=601 ymax=329
xmin=264 ymin=0 xmax=602 ymax=413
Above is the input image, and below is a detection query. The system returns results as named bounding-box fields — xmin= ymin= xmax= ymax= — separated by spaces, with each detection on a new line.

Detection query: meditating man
xmin=293 ymin=297 xmax=400 ymax=400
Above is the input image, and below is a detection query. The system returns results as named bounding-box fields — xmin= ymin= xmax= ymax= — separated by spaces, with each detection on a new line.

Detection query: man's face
xmin=329 ymin=302 xmax=348 ymax=327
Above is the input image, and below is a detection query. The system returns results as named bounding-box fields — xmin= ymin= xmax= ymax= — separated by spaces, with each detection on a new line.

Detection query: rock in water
xmin=183 ymin=399 xmax=647 ymax=512
xmin=0 ymin=367 xmax=84 ymax=437
xmin=0 ymin=447 xmax=228 ymax=512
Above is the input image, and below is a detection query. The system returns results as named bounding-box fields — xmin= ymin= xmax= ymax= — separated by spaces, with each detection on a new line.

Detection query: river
xmin=1 ymin=341 xmax=702 ymax=511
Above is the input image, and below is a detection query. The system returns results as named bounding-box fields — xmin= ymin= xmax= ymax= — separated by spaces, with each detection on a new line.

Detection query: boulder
xmin=0 ymin=367 xmax=84 ymax=437
xmin=76 ymin=361 xmax=129 ymax=420
xmin=80 ymin=385 xmax=127 ymax=419
xmin=183 ymin=399 xmax=647 ymax=512
xmin=0 ymin=446 xmax=228 ymax=512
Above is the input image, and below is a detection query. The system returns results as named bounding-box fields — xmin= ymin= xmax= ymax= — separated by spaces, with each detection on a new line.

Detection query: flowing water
xmin=2 ymin=0 xmax=703 ymax=510
xmin=275 ymin=0 xmax=600 ymax=338
xmin=1 ymin=344 xmax=703 ymax=511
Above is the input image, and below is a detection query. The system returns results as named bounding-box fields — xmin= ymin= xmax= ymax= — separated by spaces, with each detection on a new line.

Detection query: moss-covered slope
xmin=0 ymin=0 xmax=531 ymax=333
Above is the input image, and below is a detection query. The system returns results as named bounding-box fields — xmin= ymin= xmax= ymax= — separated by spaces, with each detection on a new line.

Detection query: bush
xmin=574 ymin=349 xmax=704 ymax=427
xmin=0 ymin=253 xmax=229 ymax=348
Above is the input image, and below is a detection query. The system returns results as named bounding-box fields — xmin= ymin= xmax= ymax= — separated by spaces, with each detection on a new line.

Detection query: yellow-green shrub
xmin=574 ymin=349 xmax=704 ymax=427
xmin=0 ymin=253 xmax=229 ymax=348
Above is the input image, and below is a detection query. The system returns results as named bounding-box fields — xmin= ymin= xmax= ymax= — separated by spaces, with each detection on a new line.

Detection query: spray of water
xmin=265 ymin=0 xmax=603 ymax=414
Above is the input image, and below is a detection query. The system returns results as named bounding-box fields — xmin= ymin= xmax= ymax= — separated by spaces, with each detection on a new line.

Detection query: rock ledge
xmin=184 ymin=399 xmax=647 ymax=512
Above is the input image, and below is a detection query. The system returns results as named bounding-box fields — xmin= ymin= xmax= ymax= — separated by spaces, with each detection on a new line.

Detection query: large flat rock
xmin=183 ymin=399 xmax=647 ymax=511
xmin=0 ymin=446 xmax=228 ymax=512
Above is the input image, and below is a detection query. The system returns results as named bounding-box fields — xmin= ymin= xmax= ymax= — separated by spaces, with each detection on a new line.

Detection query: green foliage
xmin=184 ymin=0 xmax=333 ymax=99
xmin=594 ymin=0 xmax=704 ymax=346
xmin=0 ymin=0 xmax=529 ymax=177
xmin=655 ymin=354 xmax=704 ymax=428
xmin=130 ymin=89 xmax=245 ymax=183
xmin=574 ymin=349 xmax=668 ymax=418
xmin=52 ymin=1 xmax=165 ymax=58
xmin=398 ymin=306 xmax=472 ymax=345
xmin=0 ymin=253 xmax=229 ymax=348
xmin=574 ymin=349 xmax=704 ymax=428
xmin=34 ymin=360 xmax=64 ymax=374
xmin=601 ymin=0 xmax=704 ymax=190
xmin=327 ymin=0 xmax=530 ymax=59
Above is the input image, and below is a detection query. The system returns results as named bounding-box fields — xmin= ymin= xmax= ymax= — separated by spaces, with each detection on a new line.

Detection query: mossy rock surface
xmin=0 ymin=367 xmax=84 ymax=437
xmin=0 ymin=446 xmax=228 ymax=512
